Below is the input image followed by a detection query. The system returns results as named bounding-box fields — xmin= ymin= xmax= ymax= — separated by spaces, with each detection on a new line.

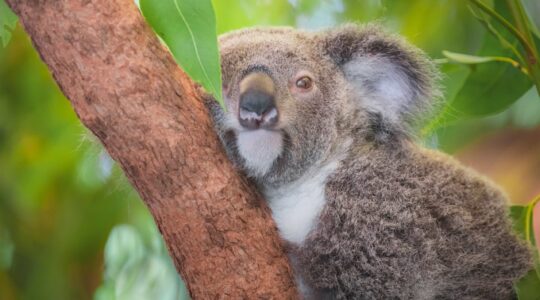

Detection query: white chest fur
xmin=263 ymin=161 xmax=340 ymax=245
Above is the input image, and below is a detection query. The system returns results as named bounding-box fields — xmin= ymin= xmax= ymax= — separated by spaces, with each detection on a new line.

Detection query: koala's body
xmin=209 ymin=24 xmax=532 ymax=299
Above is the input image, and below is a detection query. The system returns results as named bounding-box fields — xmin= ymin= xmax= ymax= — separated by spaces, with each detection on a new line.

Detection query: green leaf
xmin=442 ymin=60 xmax=531 ymax=117
xmin=516 ymin=270 xmax=540 ymax=300
xmin=0 ymin=0 xmax=17 ymax=47
xmin=468 ymin=4 xmax=526 ymax=64
xmin=442 ymin=50 xmax=495 ymax=64
xmin=510 ymin=205 xmax=530 ymax=241
xmin=509 ymin=198 xmax=539 ymax=260
xmin=510 ymin=198 xmax=540 ymax=299
xmin=140 ymin=0 xmax=223 ymax=107
xmin=445 ymin=2 xmax=532 ymax=117
xmin=426 ymin=1 xmax=533 ymax=125
xmin=442 ymin=50 xmax=525 ymax=71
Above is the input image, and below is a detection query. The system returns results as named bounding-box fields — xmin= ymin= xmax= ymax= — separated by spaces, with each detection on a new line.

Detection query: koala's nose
xmin=239 ymin=90 xmax=278 ymax=129
xmin=238 ymin=72 xmax=278 ymax=129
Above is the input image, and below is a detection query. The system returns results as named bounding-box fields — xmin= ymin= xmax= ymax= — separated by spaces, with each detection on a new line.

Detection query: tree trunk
xmin=6 ymin=0 xmax=297 ymax=298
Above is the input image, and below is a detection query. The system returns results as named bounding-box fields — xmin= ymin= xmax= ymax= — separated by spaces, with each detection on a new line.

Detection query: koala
xmin=207 ymin=24 xmax=533 ymax=299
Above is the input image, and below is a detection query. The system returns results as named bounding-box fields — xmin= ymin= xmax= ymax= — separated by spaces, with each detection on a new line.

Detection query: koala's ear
xmin=321 ymin=24 xmax=440 ymax=131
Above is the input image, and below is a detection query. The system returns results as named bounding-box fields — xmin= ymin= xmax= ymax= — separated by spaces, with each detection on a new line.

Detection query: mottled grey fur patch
xmin=293 ymin=143 xmax=531 ymax=299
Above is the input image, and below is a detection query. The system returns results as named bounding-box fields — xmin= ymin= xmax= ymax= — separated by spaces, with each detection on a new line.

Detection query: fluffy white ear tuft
xmin=342 ymin=56 xmax=415 ymax=124
xmin=321 ymin=23 xmax=440 ymax=130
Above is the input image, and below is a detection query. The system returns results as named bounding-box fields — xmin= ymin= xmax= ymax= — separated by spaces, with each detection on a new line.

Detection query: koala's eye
xmin=295 ymin=76 xmax=312 ymax=90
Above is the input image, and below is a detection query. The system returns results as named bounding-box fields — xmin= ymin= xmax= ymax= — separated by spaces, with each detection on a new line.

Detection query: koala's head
xmin=218 ymin=24 xmax=439 ymax=186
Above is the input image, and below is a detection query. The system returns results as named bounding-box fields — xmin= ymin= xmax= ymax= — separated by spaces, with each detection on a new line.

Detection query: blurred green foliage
xmin=0 ymin=27 xmax=158 ymax=300
xmin=94 ymin=225 xmax=188 ymax=300
xmin=0 ymin=1 xmax=539 ymax=299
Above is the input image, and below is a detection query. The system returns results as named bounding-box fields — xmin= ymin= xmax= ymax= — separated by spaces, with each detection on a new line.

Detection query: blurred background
xmin=0 ymin=0 xmax=539 ymax=299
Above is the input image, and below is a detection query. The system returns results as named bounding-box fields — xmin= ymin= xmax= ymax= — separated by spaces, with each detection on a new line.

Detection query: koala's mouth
xmin=236 ymin=129 xmax=283 ymax=176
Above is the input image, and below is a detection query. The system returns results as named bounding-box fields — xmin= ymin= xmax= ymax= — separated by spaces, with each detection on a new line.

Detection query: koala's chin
xmin=236 ymin=129 xmax=283 ymax=176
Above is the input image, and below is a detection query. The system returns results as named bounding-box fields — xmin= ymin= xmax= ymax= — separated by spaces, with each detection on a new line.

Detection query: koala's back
xmin=295 ymin=144 xmax=532 ymax=299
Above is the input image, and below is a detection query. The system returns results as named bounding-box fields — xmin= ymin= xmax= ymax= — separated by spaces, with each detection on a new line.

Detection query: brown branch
xmin=5 ymin=0 xmax=297 ymax=298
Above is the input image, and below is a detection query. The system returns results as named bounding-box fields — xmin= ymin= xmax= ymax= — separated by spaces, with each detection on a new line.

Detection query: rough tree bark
xmin=6 ymin=0 xmax=297 ymax=298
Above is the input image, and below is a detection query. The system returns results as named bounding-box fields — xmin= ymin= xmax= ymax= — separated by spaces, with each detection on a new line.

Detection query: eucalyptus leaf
xmin=515 ymin=270 xmax=540 ymax=300
xmin=445 ymin=2 xmax=532 ymax=117
xmin=443 ymin=50 xmax=522 ymax=67
xmin=0 ymin=0 xmax=17 ymax=47
xmin=450 ymin=64 xmax=530 ymax=114
xmin=510 ymin=205 xmax=529 ymax=241
xmin=140 ymin=0 xmax=223 ymax=107
xmin=468 ymin=4 xmax=525 ymax=64
xmin=510 ymin=202 xmax=540 ymax=299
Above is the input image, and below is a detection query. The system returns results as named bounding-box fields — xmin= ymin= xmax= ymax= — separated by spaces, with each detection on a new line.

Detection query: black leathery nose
xmin=239 ymin=89 xmax=276 ymax=116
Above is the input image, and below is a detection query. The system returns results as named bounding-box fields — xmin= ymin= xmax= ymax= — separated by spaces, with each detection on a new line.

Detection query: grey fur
xmin=209 ymin=24 xmax=532 ymax=299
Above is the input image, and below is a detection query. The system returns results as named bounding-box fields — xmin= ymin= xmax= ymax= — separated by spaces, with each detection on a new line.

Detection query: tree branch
xmin=6 ymin=0 xmax=296 ymax=298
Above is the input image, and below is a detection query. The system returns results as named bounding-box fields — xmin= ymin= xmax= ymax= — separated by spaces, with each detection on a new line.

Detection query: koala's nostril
xmin=238 ymin=89 xmax=278 ymax=129
xmin=239 ymin=89 xmax=276 ymax=116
